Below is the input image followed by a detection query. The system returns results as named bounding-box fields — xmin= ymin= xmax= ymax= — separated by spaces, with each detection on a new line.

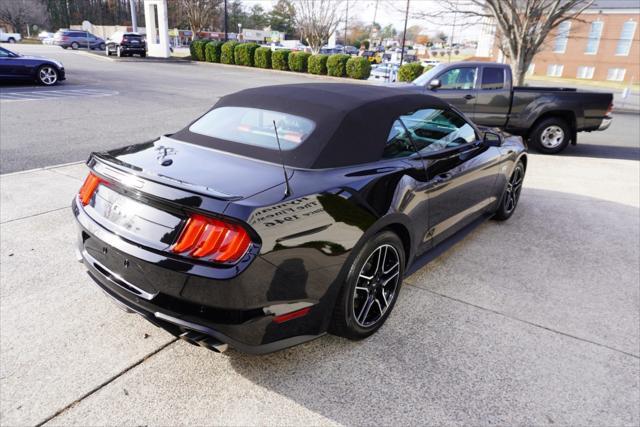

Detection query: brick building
xmin=476 ymin=0 xmax=639 ymax=83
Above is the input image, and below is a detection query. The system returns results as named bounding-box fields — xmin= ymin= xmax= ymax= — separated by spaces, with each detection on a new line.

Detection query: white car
xmin=368 ymin=63 xmax=400 ymax=83
xmin=0 ymin=30 xmax=21 ymax=43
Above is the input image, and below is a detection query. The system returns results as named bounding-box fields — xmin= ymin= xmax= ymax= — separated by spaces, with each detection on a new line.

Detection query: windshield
xmin=412 ymin=64 xmax=446 ymax=86
xmin=189 ymin=107 xmax=316 ymax=150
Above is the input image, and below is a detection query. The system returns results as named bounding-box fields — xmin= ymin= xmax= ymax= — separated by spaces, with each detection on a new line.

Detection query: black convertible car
xmin=0 ymin=46 xmax=65 ymax=86
xmin=73 ymin=84 xmax=527 ymax=354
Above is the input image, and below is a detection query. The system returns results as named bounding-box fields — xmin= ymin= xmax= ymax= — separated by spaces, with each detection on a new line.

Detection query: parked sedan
xmin=73 ymin=84 xmax=526 ymax=354
xmin=0 ymin=46 xmax=65 ymax=85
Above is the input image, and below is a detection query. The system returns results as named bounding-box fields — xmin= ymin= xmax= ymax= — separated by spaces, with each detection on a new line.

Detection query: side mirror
xmin=428 ymin=79 xmax=441 ymax=90
xmin=483 ymin=131 xmax=503 ymax=147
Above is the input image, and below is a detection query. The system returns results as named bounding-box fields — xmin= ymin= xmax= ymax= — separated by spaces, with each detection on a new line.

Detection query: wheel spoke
xmin=357 ymin=294 xmax=375 ymax=324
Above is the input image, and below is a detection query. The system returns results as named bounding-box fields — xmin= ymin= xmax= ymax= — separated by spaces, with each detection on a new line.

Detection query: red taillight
xmin=607 ymin=102 xmax=614 ymax=116
xmin=171 ymin=214 xmax=251 ymax=264
xmin=273 ymin=307 xmax=311 ymax=324
xmin=78 ymin=172 xmax=103 ymax=206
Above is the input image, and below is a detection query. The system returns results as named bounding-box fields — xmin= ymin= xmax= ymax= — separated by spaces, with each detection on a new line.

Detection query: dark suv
xmin=54 ymin=30 xmax=105 ymax=50
xmin=105 ymin=32 xmax=146 ymax=57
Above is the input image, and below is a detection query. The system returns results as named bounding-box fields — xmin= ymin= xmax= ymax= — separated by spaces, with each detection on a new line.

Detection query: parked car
xmin=368 ymin=63 xmax=399 ymax=82
xmin=410 ymin=62 xmax=613 ymax=154
xmin=0 ymin=46 xmax=65 ymax=85
xmin=72 ymin=83 xmax=526 ymax=354
xmin=37 ymin=31 xmax=54 ymax=41
xmin=105 ymin=31 xmax=146 ymax=57
xmin=0 ymin=30 xmax=21 ymax=43
xmin=344 ymin=45 xmax=358 ymax=55
xmin=53 ymin=30 xmax=105 ymax=50
xmin=361 ymin=50 xmax=382 ymax=64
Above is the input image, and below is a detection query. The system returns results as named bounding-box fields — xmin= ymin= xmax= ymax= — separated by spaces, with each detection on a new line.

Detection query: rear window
xmin=189 ymin=107 xmax=315 ymax=150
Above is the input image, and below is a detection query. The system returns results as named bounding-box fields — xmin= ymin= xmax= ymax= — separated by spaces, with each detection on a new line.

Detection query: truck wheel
xmin=530 ymin=117 xmax=571 ymax=154
xmin=8 ymin=37 xmax=16 ymax=43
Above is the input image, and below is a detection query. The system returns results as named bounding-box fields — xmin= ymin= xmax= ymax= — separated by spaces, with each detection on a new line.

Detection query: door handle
xmin=464 ymin=94 xmax=475 ymax=100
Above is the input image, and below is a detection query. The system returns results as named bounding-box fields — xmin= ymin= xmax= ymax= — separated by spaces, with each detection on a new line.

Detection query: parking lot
xmin=1 ymin=45 xmax=639 ymax=426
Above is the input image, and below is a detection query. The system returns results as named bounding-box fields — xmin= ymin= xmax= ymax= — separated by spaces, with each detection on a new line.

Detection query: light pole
xmin=129 ymin=0 xmax=137 ymax=33
xmin=238 ymin=23 xmax=242 ymax=40
xmin=399 ymin=0 xmax=409 ymax=67
xmin=344 ymin=0 xmax=349 ymax=47
xmin=224 ymin=0 xmax=228 ymax=41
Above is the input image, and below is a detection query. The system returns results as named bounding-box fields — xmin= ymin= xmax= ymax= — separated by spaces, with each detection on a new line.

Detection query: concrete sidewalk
xmin=1 ymin=155 xmax=639 ymax=426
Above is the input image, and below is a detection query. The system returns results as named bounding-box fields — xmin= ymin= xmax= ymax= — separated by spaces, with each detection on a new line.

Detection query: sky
xmin=243 ymin=0 xmax=481 ymax=42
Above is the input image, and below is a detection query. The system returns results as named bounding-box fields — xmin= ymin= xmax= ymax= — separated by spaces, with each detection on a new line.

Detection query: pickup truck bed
xmin=411 ymin=62 xmax=613 ymax=154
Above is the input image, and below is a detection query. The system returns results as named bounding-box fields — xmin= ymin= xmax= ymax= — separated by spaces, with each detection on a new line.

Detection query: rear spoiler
xmin=89 ymin=152 xmax=243 ymax=201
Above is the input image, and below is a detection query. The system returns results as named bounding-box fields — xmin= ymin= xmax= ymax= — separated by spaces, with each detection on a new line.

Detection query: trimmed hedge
xmin=288 ymin=51 xmax=311 ymax=72
xmin=221 ymin=41 xmax=238 ymax=64
xmin=255 ymin=47 xmax=272 ymax=69
xmin=398 ymin=62 xmax=424 ymax=82
xmin=234 ymin=43 xmax=259 ymax=66
xmin=326 ymin=54 xmax=350 ymax=77
xmin=190 ymin=40 xmax=209 ymax=61
xmin=308 ymin=54 xmax=328 ymax=75
xmin=205 ymin=40 xmax=224 ymax=63
xmin=272 ymin=49 xmax=291 ymax=71
xmin=346 ymin=56 xmax=371 ymax=79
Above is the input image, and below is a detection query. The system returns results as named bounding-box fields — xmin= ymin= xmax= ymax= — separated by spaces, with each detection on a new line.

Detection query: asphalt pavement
xmin=0 ymin=44 xmax=639 ymax=426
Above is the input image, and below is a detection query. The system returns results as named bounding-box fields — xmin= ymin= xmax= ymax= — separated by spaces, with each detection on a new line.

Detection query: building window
xmin=547 ymin=64 xmax=564 ymax=77
xmin=576 ymin=66 xmax=595 ymax=79
xmin=527 ymin=63 xmax=535 ymax=76
xmin=554 ymin=21 xmax=571 ymax=53
xmin=585 ymin=21 xmax=604 ymax=54
xmin=607 ymin=68 xmax=626 ymax=81
xmin=616 ymin=21 xmax=637 ymax=56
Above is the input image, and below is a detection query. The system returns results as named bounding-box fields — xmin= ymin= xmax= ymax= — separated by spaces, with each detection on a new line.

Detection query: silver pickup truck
xmin=410 ymin=62 xmax=613 ymax=154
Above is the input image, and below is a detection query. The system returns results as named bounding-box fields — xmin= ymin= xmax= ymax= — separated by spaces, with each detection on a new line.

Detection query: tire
xmin=529 ymin=117 xmax=571 ymax=154
xmin=8 ymin=38 xmax=16 ymax=44
xmin=493 ymin=160 xmax=525 ymax=221
xmin=99 ymin=43 xmax=105 ymax=50
xmin=37 ymin=65 xmax=59 ymax=86
xmin=71 ymin=41 xmax=79 ymax=50
xmin=140 ymin=52 xmax=146 ymax=58
xmin=61 ymin=46 xmax=68 ymax=49
xmin=105 ymin=45 xmax=111 ymax=56
xmin=330 ymin=231 xmax=405 ymax=340
xmin=117 ymin=46 xmax=122 ymax=57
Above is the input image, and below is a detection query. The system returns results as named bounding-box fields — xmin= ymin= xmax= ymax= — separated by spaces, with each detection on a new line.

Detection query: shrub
xmin=398 ymin=62 xmax=424 ymax=82
xmin=308 ymin=54 xmax=328 ymax=75
xmin=190 ymin=40 xmax=209 ymax=61
xmin=326 ymin=54 xmax=350 ymax=77
xmin=346 ymin=56 xmax=371 ymax=79
xmin=221 ymin=41 xmax=238 ymax=64
xmin=205 ymin=40 xmax=224 ymax=63
xmin=272 ymin=49 xmax=291 ymax=71
xmin=288 ymin=51 xmax=312 ymax=72
xmin=234 ymin=43 xmax=259 ymax=66
xmin=254 ymin=47 xmax=272 ymax=69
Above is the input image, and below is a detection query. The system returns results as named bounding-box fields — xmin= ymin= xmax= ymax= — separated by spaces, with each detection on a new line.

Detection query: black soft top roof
xmin=172 ymin=83 xmax=450 ymax=169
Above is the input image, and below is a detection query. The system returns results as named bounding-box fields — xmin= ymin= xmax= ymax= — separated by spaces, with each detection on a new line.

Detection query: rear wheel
xmin=99 ymin=42 xmax=105 ymax=50
xmin=71 ymin=41 xmax=79 ymax=50
xmin=530 ymin=117 xmax=570 ymax=154
xmin=140 ymin=52 xmax=146 ymax=58
xmin=494 ymin=160 xmax=525 ymax=221
xmin=330 ymin=231 xmax=405 ymax=340
xmin=37 ymin=65 xmax=59 ymax=86
xmin=8 ymin=37 xmax=16 ymax=44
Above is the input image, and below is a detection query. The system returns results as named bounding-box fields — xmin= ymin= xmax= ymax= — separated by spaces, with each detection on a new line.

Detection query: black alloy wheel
xmin=330 ymin=231 xmax=405 ymax=339
xmin=494 ymin=160 xmax=525 ymax=221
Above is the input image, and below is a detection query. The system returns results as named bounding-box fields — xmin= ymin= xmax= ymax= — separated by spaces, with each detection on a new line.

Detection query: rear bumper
xmin=120 ymin=46 xmax=146 ymax=53
xmin=72 ymin=198 xmax=333 ymax=354
xmin=598 ymin=116 xmax=612 ymax=131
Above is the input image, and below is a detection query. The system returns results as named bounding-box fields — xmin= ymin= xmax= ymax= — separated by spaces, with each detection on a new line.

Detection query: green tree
xmin=246 ymin=4 xmax=268 ymax=29
xmin=227 ymin=0 xmax=247 ymax=33
xmin=269 ymin=0 xmax=296 ymax=36
xmin=380 ymin=24 xmax=396 ymax=40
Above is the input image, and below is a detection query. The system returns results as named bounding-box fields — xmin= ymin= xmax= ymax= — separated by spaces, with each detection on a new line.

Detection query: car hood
xmin=94 ymin=135 xmax=290 ymax=201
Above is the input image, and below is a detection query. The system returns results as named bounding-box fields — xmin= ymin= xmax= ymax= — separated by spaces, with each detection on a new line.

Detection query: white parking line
xmin=0 ymin=88 xmax=118 ymax=102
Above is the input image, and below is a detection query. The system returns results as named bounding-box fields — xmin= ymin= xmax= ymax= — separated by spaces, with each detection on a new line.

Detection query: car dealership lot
xmin=1 ymin=45 xmax=639 ymax=425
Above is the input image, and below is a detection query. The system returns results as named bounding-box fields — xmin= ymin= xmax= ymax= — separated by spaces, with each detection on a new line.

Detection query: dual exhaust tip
xmin=179 ymin=330 xmax=229 ymax=353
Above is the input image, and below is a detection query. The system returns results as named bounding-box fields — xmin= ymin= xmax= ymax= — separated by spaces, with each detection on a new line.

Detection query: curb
xmin=0 ymin=161 xmax=85 ymax=177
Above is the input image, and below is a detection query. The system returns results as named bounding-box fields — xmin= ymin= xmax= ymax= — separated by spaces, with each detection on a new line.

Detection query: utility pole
xmin=371 ymin=0 xmax=379 ymax=45
xmin=399 ymin=0 xmax=409 ymax=66
xmin=224 ymin=0 xmax=228 ymax=41
xmin=129 ymin=0 xmax=137 ymax=33
xmin=344 ymin=0 xmax=349 ymax=46
xmin=448 ymin=9 xmax=457 ymax=63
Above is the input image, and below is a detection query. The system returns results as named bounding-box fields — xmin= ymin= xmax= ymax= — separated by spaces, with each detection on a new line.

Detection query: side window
xmin=382 ymin=120 xmax=416 ymax=159
xmin=481 ymin=67 xmax=505 ymax=90
xmin=438 ymin=67 xmax=477 ymax=90
xmin=399 ymin=109 xmax=477 ymax=154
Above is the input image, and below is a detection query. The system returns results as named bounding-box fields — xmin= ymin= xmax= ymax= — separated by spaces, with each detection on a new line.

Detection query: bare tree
xmin=410 ymin=0 xmax=593 ymax=85
xmin=0 ymin=0 xmax=48 ymax=34
xmin=295 ymin=0 xmax=344 ymax=53
xmin=179 ymin=0 xmax=222 ymax=38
